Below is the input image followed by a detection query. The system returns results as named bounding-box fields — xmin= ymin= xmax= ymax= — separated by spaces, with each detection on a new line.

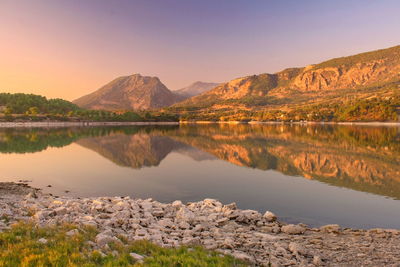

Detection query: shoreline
xmin=1 ymin=182 xmax=399 ymax=266
xmin=0 ymin=121 xmax=179 ymax=128
xmin=182 ymin=120 xmax=400 ymax=126
xmin=0 ymin=120 xmax=399 ymax=128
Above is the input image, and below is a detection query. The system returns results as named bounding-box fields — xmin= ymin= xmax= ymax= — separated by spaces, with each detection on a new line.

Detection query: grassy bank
xmin=0 ymin=223 xmax=246 ymax=267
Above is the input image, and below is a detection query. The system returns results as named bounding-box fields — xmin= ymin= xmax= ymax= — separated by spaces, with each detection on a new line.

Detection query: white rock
xmin=320 ymin=224 xmax=340 ymax=233
xmin=99 ymin=229 xmax=113 ymax=236
xmin=141 ymin=201 xmax=153 ymax=211
xmin=129 ymin=252 xmax=144 ymax=262
xmin=263 ymin=211 xmax=277 ymax=222
xmin=157 ymin=218 xmax=174 ymax=228
xmin=313 ymin=255 xmax=323 ymax=266
xmin=54 ymin=206 xmax=67 ymax=215
xmin=38 ymin=238 xmax=48 ymax=244
xmin=26 ymin=192 xmax=38 ymax=199
xmin=223 ymin=237 xmax=235 ymax=248
xmin=176 ymin=207 xmax=195 ymax=223
xmin=66 ymin=229 xmax=79 ymax=236
xmin=236 ymin=209 xmax=262 ymax=223
xmin=136 ymin=229 xmax=148 ymax=236
xmin=52 ymin=200 xmax=63 ymax=206
xmin=281 ymin=224 xmax=306 ymax=235
xmin=288 ymin=242 xmax=306 ymax=255
xmin=95 ymin=234 xmax=117 ymax=247
xmin=231 ymin=251 xmax=253 ymax=262
xmin=203 ymin=198 xmax=222 ymax=208
xmin=254 ymin=232 xmax=280 ymax=241
xmin=171 ymin=200 xmax=183 ymax=208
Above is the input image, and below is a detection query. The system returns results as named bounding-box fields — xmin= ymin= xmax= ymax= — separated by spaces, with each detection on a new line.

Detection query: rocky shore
xmin=1 ymin=183 xmax=399 ymax=266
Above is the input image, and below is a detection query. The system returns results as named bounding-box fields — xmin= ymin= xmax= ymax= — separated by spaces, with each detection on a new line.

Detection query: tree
xmin=27 ymin=107 xmax=39 ymax=116
xmin=3 ymin=107 xmax=12 ymax=115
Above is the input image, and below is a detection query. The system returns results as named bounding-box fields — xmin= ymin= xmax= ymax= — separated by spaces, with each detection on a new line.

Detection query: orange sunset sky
xmin=1 ymin=0 xmax=399 ymax=101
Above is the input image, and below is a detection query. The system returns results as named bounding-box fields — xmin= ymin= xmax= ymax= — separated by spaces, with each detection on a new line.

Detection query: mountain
xmin=173 ymin=45 xmax=400 ymax=121
xmin=73 ymin=74 xmax=183 ymax=111
xmin=174 ymin=81 xmax=219 ymax=99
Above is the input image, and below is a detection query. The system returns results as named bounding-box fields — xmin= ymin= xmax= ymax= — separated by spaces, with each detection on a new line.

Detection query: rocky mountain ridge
xmin=176 ymin=45 xmax=400 ymax=108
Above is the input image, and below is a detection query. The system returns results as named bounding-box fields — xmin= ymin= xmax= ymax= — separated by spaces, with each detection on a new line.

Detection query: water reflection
xmin=2 ymin=124 xmax=398 ymax=199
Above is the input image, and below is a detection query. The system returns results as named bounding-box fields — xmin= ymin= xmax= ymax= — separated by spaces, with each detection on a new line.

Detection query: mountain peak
xmin=73 ymin=74 xmax=180 ymax=111
xmin=174 ymin=81 xmax=219 ymax=98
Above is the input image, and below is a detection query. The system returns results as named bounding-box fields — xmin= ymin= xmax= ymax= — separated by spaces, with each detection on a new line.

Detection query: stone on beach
xmin=1 ymin=183 xmax=400 ymax=267
xmin=281 ymin=224 xmax=306 ymax=235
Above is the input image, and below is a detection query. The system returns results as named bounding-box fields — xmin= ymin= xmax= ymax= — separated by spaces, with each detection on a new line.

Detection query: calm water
xmin=1 ymin=124 xmax=400 ymax=229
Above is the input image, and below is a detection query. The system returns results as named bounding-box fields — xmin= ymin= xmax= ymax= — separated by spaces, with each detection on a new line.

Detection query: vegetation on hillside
xmin=314 ymin=45 xmax=400 ymax=69
xmin=0 ymin=223 xmax=245 ymax=266
xmin=169 ymin=83 xmax=400 ymax=122
xmin=0 ymin=93 xmax=179 ymax=122
xmin=0 ymin=93 xmax=79 ymax=115
xmin=172 ymin=97 xmax=399 ymax=122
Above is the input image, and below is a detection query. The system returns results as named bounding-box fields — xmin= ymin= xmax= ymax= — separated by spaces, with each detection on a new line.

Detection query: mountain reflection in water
xmin=1 ymin=124 xmax=398 ymax=200
xmin=2 ymin=124 xmax=400 ymax=228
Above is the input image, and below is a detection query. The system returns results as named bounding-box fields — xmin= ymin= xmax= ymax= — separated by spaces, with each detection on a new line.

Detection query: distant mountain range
xmin=73 ymin=74 xmax=218 ymax=111
xmin=174 ymin=81 xmax=220 ymax=98
xmin=72 ymin=45 xmax=400 ymax=120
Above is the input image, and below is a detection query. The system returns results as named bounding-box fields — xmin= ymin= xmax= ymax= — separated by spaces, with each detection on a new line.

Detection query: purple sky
xmin=1 ymin=0 xmax=400 ymax=100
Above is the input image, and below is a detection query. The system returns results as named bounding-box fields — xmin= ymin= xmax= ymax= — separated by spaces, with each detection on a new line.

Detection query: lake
xmin=1 ymin=123 xmax=399 ymax=229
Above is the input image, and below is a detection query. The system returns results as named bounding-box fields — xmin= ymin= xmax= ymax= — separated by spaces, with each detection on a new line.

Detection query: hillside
xmin=74 ymin=74 xmax=183 ymax=111
xmin=0 ymin=93 xmax=79 ymax=115
xmin=174 ymin=81 xmax=219 ymax=98
xmin=172 ymin=45 xmax=400 ymax=121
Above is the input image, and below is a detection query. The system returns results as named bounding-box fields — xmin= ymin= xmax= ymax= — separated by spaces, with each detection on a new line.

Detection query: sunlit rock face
xmin=73 ymin=74 xmax=182 ymax=111
xmin=175 ymin=45 xmax=400 ymax=109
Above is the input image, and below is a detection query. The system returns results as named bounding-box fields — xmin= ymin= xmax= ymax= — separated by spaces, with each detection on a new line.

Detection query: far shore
xmin=0 ymin=121 xmax=179 ymax=128
xmin=0 ymin=120 xmax=399 ymax=128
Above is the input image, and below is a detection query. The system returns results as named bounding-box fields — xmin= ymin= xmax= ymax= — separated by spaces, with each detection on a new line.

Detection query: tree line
xmin=0 ymin=93 xmax=178 ymax=122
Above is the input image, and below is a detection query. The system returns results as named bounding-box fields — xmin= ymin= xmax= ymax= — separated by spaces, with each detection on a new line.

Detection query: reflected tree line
xmin=1 ymin=124 xmax=399 ymax=199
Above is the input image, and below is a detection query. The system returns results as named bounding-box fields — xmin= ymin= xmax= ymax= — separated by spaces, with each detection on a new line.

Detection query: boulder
xmin=66 ymin=229 xmax=79 ymax=236
xmin=235 ymin=209 xmax=262 ymax=223
xmin=54 ymin=206 xmax=67 ymax=215
xmin=95 ymin=233 xmax=119 ymax=247
xmin=129 ymin=252 xmax=145 ymax=263
xmin=281 ymin=224 xmax=306 ymax=235
xmin=288 ymin=242 xmax=306 ymax=255
xmin=176 ymin=207 xmax=195 ymax=223
xmin=320 ymin=224 xmax=340 ymax=233
xmin=263 ymin=211 xmax=277 ymax=222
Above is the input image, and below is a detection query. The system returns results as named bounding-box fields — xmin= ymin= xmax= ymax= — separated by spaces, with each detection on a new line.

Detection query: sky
xmin=0 ymin=0 xmax=400 ymax=101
